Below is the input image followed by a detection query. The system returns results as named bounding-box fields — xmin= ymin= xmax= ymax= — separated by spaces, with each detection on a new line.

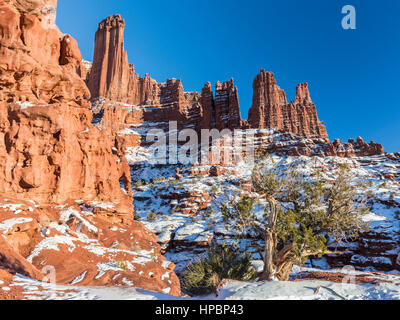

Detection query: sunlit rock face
xmin=0 ymin=0 xmax=182 ymax=297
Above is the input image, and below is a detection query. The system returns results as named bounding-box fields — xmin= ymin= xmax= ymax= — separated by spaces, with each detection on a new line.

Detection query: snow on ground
xmin=128 ymin=150 xmax=400 ymax=274
xmin=215 ymin=278 xmax=400 ymax=300
xmin=0 ymin=217 xmax=33 ymax=233
xmin=9 ymin=267 xmax=400 ymax=300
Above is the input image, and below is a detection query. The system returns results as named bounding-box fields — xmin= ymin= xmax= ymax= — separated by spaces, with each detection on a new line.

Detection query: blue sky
xmin=57 ymin=0 xmax=400 ymax=152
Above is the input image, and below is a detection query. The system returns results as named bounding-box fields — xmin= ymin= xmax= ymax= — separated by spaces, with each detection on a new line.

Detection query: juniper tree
xmin=221 ymin=160 xmax=369 ymax=281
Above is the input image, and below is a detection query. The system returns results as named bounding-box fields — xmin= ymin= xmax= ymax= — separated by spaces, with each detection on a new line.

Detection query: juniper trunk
xmin=260 ymin=230 xmax=275 ymax=281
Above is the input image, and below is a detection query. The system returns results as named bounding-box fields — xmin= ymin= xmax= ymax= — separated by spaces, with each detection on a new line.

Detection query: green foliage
xmin=210 ymin=185 xmax=219 ymax=196
xmin=221 ymin=195 xmax=258 ymax=235
xmin=117 ymin=260 xmax=128 ymax=270
xmin=134 ymin=180 xmax=149 ymax=188
xmin=202 ymin=206 xmax=214 ymax=219
xmin=151 ymin=177 xmax=166 ymax=184
xmin=146 ymin=210 xmax=157 ymax=221
xmin=182 ymin=243 xmax=257 ymax=295
xmin=221 ymin=160 xmax=370 ymax=276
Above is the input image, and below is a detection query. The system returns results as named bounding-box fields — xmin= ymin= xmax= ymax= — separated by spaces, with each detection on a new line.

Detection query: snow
xmin=362 ymin=212 xmax=387 ymax=222
xmin=128 ymin=136 xmax=400 ymax=275
xmin=70 ymin=271 xmax=87 ymax=285
xmin=0 ymin=203 xmax=24 ymax=212
xmin=0 ymin=218 xmax=33 ymax=233
xmin=213 ymin=278 xmax=400 ymax=300
xmin=1 ymin=125 xmax=399 ymax=300
xmin=15 ymin=101 xmax=36 ymax=109
xmin=8 ymin=268 xmax=400 ymax=300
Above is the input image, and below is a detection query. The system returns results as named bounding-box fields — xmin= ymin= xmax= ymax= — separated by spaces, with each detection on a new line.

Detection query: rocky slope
xmin=0 ymin=0 xmax=181 ymax=296
xmin=248 ymin=71 xmax=329 ymax=140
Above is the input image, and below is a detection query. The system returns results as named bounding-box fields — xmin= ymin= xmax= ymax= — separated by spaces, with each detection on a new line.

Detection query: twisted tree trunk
xmin=260 ymin=198 xmax=279 ymax=281
xmin=260 ymin=230 xmax=275 ymax=281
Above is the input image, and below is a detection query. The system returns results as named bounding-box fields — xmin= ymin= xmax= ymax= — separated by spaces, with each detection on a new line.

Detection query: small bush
xmin=152 ymin=177 xmax=166 ymax=184
xmin=147 ymin=211 xmax=157 ymax=221
xmin=134 ymin=180 xmax=145 ymax=188
xmin=210 ymin=185 xmax=219 ymax=196
xmin=117 ymin=260 xmax=128 ymax=270
xmin=182 ymin=244 xmax=257 ymax=295
xmin=150 ymin=253 xmax=159 ymax=262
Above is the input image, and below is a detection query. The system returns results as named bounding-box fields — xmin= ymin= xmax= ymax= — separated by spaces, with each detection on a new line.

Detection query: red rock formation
xmin=200 ymin=82 xmax=214 ymax=130
xmin=324 ymin=137 xmax=384 ymax=157
xmin=87 ymin=15 xmax=243 ymax=135
xmin=0 ymin=199 xmax=181 ymax=295
xmin=248 ymin=69 xmax=329 ymax=140
xmin=214 ymin=79 xmax=242 ymax=130
xmin=0 ymin=236 xmax=44 ymax=280
xmin=0 ymin=1 xmax=89 ymax=105
xmin=0 ymin=1 xmax=181 ymax=296
xmin=0 ymin=102 xmax=132 ymax=206
xmin=87 ymin=15 xmax=131 ymax=101
xmin=87 ymin=15 xmax=383 ymax=161
xmin=0 ymin=0 xmax=131 ymax=206
xmin=251 ymin=129 xmax=384 ymax=158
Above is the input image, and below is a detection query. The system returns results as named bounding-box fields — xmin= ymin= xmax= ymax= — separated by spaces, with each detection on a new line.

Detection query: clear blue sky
xmin=57 ymin=0 xmax=400 ymax=152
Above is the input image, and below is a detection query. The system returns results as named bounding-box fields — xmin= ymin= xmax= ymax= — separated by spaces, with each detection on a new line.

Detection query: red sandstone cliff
xmin=87 ymin=15 xmax=242 ymax=133
xmin=0 ymin=1 xmax=181 ymax=295
xmin=86 ymin=17 xmax=325 ymax=140
xmin=0 ymin=0 xmax=130 ymax=206
xmin=86 ymin=15 xmax=384 ymax=158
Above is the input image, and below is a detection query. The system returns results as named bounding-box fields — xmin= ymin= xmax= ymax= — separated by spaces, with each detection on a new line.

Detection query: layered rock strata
xmin=0 ymin=0 xmax=181 ymax=295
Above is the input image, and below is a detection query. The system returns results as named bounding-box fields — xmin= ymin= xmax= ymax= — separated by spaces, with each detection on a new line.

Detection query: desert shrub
xmin=202 ymin=206 xmax=214 ymax=219
xmin=146 ymin=210 xmax=157 ymax=221
xmin=210 ymin=185 xmax=219 ymax=196
xmin=117 ymin=260 xmax=128 ymax=270
xmin=134 ymin=180 xmax=144 ymax=188
xmin=182 ymin=244 xmax=257 ymax=295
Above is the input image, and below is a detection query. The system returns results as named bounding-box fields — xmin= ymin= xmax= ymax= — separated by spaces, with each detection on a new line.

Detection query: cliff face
xmin=86 ymin=21 xmax=326 ymax=141
xmin=248 ymin=69 xmax=329 ymax=140
xmin=87 ymin=15 xmax=242 ymax=134
xmin=0 ymin=0 xmax=89 ymax=105
xmin=0 ymin=1 xmax=181 ymax=296
xmin=87 ymin=15 xmax=131 ymax=101
xmin=0 ymin=1 xmax=129 ymax=206
xmin=86 ymin=15 xmax=384 ymax=158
